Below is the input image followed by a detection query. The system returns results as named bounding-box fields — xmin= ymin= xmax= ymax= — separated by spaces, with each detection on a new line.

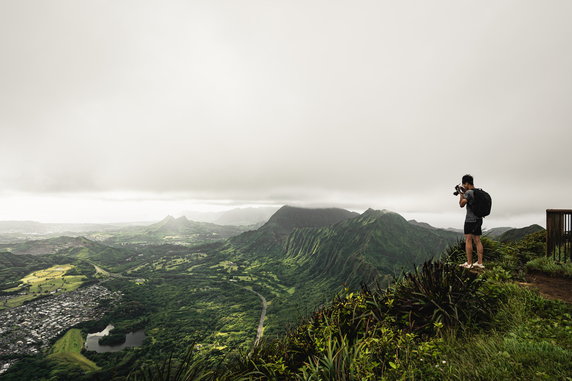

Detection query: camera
xmin=453 ymin=184 xmax=466 ymax=196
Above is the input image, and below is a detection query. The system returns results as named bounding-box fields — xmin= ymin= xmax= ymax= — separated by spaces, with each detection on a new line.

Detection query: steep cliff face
xmin=226 ymin=206 xmax=460 ymax=293
xmin=262 ymin=206 xmax=360 ymax=238
xmin=282 ymin=209 xmax=460 ymax=287
xmin=228 ymin=206 xmax=360 ymax=256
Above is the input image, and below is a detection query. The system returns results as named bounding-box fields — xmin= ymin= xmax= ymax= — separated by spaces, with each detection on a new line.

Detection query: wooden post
xmin=546 ymin=209 xmax=572 ymax=263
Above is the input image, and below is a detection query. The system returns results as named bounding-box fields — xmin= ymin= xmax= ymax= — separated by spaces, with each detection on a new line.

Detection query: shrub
xmin=526 ymin=256 xmax=572 ymax=278
xmin=369 ymin=261 xmax=493 ymax=335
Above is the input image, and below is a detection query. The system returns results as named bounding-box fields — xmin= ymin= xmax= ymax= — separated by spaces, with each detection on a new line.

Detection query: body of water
xmin=85 ymin=324 xmax=146 ymax=353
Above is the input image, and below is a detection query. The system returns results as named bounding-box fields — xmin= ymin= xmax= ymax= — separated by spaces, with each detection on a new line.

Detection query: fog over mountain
xmin=1 ymin=1 xmax=571 ymax=228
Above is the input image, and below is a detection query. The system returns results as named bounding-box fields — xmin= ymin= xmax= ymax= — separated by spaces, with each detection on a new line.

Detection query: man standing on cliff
xmin=458 ymin=174 xmax=484 ymax=269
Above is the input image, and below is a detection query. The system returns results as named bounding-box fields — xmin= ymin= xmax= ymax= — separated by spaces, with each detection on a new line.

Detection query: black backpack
xmin=470 ymin=188 xmax=492 ymax=218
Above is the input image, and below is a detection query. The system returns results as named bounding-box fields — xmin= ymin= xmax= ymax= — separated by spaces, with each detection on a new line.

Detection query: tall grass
xmin=127 ymin=346 xmax=213 ymax=381
xmin=526 ymin=256 xmax=572 ymax=278
xmin=439 ymin=283 xmax=572 ymax=380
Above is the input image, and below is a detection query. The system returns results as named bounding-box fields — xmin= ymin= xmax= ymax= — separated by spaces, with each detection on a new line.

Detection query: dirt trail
xmin=520 ymin=272 xmax=572 ymax=304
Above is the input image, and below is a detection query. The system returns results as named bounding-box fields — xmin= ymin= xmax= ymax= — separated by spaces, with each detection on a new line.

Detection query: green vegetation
xmin=1 ymin=264 xmax=87 ymax=309
xmin=88 ymin=215 xmax=250 ymax=247
xmin=527 ymin=256 xmax=572 ymax=278
xmin=3 ymin=208 xmax=569 ymax=381
xmin=125 ymin=230 xmax=572 ymax=380
xmin=49 ymin=329 xmax=100 ymax=373
xmin=0 ymin=251 xmax=72 ymax=290
xmin=498 ymin=224 xmax=545 ymax=242
xmin=0 ymin=208 xmax=462 ymax=380
xmin=51 ymin=329 xmax=85 ymax=354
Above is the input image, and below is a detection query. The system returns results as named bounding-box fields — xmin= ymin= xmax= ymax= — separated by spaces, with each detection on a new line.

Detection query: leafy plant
xmin=127 ymin=346 xmax=213 ymax=381
xmin=372 ymin=261 xmax=492 ymax=334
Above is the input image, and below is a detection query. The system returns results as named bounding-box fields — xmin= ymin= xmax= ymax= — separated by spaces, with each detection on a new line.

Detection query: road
xmin=240 ymin=287 xmax=267 ymax=348
xmin=250 ymin=289 xmax=267 ymax=347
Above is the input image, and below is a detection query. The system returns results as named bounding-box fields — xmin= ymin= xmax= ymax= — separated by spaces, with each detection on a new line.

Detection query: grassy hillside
xmin=498 ymin=224 xmax=545 ymax=242
xmin=0 ymin=251 xmax=71 ymax=289
xmin=49 ymin=329 xmax=100 ymax=373
xmin=1 ymin=264 xmax=87 ymax=309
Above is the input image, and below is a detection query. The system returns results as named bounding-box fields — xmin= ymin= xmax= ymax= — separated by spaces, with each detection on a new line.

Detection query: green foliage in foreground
xmin=527 ymin=256 xmax=572 ymax=278
xmin=127 ymin=231 xmax=572 ymax=380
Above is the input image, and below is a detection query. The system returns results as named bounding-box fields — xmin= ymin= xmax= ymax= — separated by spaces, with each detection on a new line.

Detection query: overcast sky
xmin=1 ymin=1 xmax=571 ymax=228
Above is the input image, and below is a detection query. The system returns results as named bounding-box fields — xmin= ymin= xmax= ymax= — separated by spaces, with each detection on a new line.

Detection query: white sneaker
xmin=472 ymin=262 xmax=485 ymax=269
xmin=459 ymin=262 xmax=472 ymax=268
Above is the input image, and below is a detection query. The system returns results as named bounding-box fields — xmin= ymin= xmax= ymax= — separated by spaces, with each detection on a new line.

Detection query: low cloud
xmin=1 ymin=1 xmax=570 ymax=227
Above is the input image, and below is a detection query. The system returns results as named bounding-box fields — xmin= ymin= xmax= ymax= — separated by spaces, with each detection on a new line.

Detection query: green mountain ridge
xmin=227 ymin=205 xmax=360 ymax=257
xmin=283 ymin=209 xmax=461 ymax=288
xmin=262 ymin=205 xmax=360 ymax=238
xmin=217 ymin=206 xmax=462 ymax=328
xmin=498 ymin=224 xmax=545 ymax=242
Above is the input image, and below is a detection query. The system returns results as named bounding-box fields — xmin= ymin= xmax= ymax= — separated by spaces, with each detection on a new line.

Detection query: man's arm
xmin=459 ymin=193 xmax=468 ymax=208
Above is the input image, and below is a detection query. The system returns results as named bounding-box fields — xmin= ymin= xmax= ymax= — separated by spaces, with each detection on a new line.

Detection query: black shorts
xmin=464 ymin=219 xmax=483 ymax=236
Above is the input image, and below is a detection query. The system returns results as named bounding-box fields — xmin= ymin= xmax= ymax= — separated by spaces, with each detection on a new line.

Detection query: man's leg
xmin=473 ymin=235 xmax=484 ymax=265
xmin=465 ymin=234 xmax=473 ymax=265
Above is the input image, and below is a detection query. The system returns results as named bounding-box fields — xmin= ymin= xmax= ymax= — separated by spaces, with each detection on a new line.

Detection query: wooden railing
xmin=546 ymin=209 xmax=572 ymax=262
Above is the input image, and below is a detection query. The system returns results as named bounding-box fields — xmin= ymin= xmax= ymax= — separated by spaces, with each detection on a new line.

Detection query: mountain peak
xmin=150 ymin=215 xmax=193 ymax=233
xmin=360 ymin=208 xmax=395 ymax=218
xmin=175 ymin=216 xmax=190 ymax=223
xmin=263 ymin=206 xmax=359 ymax=237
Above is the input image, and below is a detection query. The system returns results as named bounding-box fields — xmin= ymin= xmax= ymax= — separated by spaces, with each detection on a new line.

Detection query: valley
xmin=0 ymin=206 xmax=462 ymax=379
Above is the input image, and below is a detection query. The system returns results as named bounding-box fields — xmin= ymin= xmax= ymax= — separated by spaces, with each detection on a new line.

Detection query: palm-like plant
xmin=368 ymin=261 xmax=492 ymax=334
xmin=127 ymin=346 xmax=213 ymax=381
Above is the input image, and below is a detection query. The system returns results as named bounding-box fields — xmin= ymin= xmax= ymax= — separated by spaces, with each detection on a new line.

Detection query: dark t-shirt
xmin=464 ymin=190 xmax=479 ymax=223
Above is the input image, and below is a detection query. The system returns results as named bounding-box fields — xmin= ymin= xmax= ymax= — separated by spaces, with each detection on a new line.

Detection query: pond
xmin=84 ymin=324 xmax=146 ymax=353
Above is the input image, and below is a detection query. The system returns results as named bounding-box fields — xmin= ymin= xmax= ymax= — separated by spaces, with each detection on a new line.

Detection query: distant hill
xmin=143 ymin=215 xmax=249 ymax=238
xmin=0 ymin=236 xmax=97 ymax=256
xmin=408 ymin=220 xmax=464 ymax=234
xmin=0 ymin=236 xmax=139 ymax=272
xmin=408 ymin=222 xmax=535 ymax=239
xmin=408 ymin=220 xmax=439 ymax=230
xmin=147 ymin=216 xmax=196 ymax=234
xmin=498 ymin=224 xmax=545 ymax=242
xmin=485 ymin=227 xmax=514 ymax=239
xmin=0 ymin=251 xmax=75 ymax=288
xmin=82 ymin=216 xmax=252 ymax=246
xmin=146 ymin=215 xmax=247 ymax=236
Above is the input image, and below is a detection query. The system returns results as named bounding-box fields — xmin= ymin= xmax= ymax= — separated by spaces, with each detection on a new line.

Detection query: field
xmin=1 ymin=264 xmax=86 ymax=309
xmin=49 ymin=329 xmax=100 ymax=372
